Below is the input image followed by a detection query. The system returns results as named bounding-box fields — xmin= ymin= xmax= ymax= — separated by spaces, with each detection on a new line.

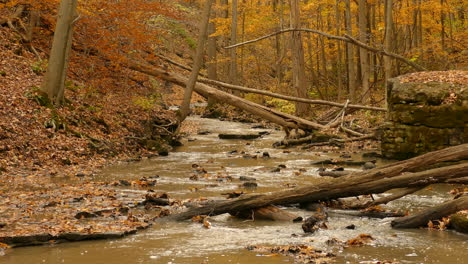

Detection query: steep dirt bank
xmin=0 ymin=25 xmax=182 ymax=184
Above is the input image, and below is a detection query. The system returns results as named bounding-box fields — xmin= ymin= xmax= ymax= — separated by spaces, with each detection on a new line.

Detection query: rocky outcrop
xmin=381 ymin=71 xmax=468 ymax=160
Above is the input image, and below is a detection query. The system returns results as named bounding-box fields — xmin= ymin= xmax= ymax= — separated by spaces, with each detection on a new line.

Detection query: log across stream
xmin=2 ymin=117 xmax=467 ymax=264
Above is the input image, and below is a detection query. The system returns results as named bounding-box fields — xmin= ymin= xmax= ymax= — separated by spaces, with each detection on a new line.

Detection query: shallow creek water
xmin=4 ymin=117 xmax=467 ymax=264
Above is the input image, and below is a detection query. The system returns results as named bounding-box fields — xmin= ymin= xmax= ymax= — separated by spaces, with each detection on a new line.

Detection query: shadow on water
xmin=3 ymin=117 xmax=467 ymax=264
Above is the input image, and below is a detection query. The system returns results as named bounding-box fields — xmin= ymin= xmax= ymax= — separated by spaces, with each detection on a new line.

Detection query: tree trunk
xmin=358 ymin=0 xmax=370 ymax=103
xmin=290 ymin=0 xmax=311 ymax=116
xmin=384 ymin=0 xmax=394 ymax=109
xmin=344 ymin=0 xmax=357 ymax=102
xmin=41 ymin=0 xmax=77 ymax=105
xmin=178 ymin=0 xmax=214 ymax=122
xmin=220 ymin=0 xmax=230 ymax=81
xmin=229 ymin=0 xmax=239 ymax=91
xmin=335 ymin=0 xmax=343 ymax=100
xmin=206 ymin=2 xmax=218 ymax=108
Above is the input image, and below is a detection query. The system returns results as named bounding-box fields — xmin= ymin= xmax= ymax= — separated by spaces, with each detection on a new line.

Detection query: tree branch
xmin=224 ymin=28 xmax=427 ymax=71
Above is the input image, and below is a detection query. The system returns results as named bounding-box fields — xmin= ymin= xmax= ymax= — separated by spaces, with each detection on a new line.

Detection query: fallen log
xmin=198 ymin=77 xmax=387 ymax=112
xmin=127 ymin=61 xmax=324 ymax=131
xmin=339 ymin=186 xmax=427 ymax=210
xmin=218 ymin=133 xmax=263 ymax=140
xmin=165 ymin=144 xmax=468 ymax=221
xmin=273 ymin=132 xmax=340 ymax=147
xmin=231 ymin=205 xmax=301 ymax=221
xmin=446 ymin=177 xmax=468 ymax=184
xmin=328 ymin=209 xmax=405 ymax=219
xmin=318 ymin=170 xmax=350 ymax=178
xmin=302 ymin=134 xmax=376 ymax=149
xmin=391 ymin=196 xmax=468 ymax=228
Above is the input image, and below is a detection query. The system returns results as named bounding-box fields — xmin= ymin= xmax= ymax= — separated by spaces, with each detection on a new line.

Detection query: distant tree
xmin=289 ymin=0 xmax=310 ymax=116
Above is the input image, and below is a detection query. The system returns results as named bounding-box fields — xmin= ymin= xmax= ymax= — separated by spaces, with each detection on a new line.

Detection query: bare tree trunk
xmin=179 ymin=0 xmax=214 ymax=122
xmin=440 ymin=0 xmax=446 ymax=50
xmin=384 ymin=0 xmax=394 ymax=109
xmin=207 ymin=16 xmax=217 ymax=81
xmin=220 ymin=0 xmax=229 ymax=81
xmin=229 ymin=0 xmax=239 ymax=92
xmin=274 ymin=0 xmax=285 ymax=89
xmin=344 ymin=0 xmax=357 ymax=102
xmin=335 ymin=0 xmax=343 ymax=100
xmin=358 ymin=0 xmax=370 ymax=103
xmin=206 ymin=2 xmax=218 ymax=108
xmin=41 ymin=0 xmax=77 ymax=105
xmin=290 ymin=0 xmax=311 ymax=116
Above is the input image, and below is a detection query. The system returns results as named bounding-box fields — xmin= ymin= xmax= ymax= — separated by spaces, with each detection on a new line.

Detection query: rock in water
xmin=302 ymin=212 xmax=328 ymax=233
xmin=362 ymin=161 xmax=376 ymax=170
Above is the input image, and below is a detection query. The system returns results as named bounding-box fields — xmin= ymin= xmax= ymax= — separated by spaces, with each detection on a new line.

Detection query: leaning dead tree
xmin=197 ymin=77 xmax=387 ymax=112
xmin=224 ymin=28 xmax=427 ymax=72
xmin=164 ymin=144 xmax=468 ymax=221
xmin=128 ymin=60 xmax=324 ymax=131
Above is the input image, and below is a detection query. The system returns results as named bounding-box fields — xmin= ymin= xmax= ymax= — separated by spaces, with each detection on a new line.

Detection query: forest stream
xmin=3 ymin=117 xmax=467 ymax=264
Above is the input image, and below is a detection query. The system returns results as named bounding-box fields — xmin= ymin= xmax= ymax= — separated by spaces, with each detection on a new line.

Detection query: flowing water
xmin=3 ymin=117 xmax=467 ymax=264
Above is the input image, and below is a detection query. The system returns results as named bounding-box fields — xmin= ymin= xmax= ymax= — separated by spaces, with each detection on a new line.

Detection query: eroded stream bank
xmin=3 ymin=117 xmax=467 ymax=264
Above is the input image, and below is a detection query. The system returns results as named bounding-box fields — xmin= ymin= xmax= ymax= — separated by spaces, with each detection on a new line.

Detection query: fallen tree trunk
xmin=391 ymin=196 xmax=468 ymax=228
xmin=165 ymin=144 xmax=468 ymax=221
xmin=447 ymin=177 xmax=468 ymax=184
xmin=273 ymin=132 xmax=340 ymax=147
xmin=339 ymin=186 xmax=427 ymax=209
xmin=328 ymin=209 xmax=405 ymax=219
xmin=198 ymin=77 xmax=386 ymax=112
xmin=319 ymin=170 xmax=350 ymax=178
xmin=302 ymin=134 xmax=376 ymax=149
xmin=127 ymin=61 xmax=324 ymax=131
xmin=231 ymin=205 xmax=301 ymax=221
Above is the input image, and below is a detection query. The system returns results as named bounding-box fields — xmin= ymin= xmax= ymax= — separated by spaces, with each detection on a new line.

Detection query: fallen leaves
xmin=191 ymin=215 xmax=211 ymax=229
xmin=399 ymin=70 xmax=468 ymax=85
xmin=346 ymin=234 xmax=375 ymax=246
xmin=247 ymin=245 xmax=335 ymax=264
xmin=0 ymin=182 xmax=155 ymax=248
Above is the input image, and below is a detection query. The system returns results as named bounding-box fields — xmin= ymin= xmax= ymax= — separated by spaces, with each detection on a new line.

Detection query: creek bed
xmin=2 ymin=117 xmax=467 ymax=264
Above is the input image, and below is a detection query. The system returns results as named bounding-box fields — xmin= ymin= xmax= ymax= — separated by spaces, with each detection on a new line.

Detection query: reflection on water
xmin=3 ymin=117 xmax=467 ymax=264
